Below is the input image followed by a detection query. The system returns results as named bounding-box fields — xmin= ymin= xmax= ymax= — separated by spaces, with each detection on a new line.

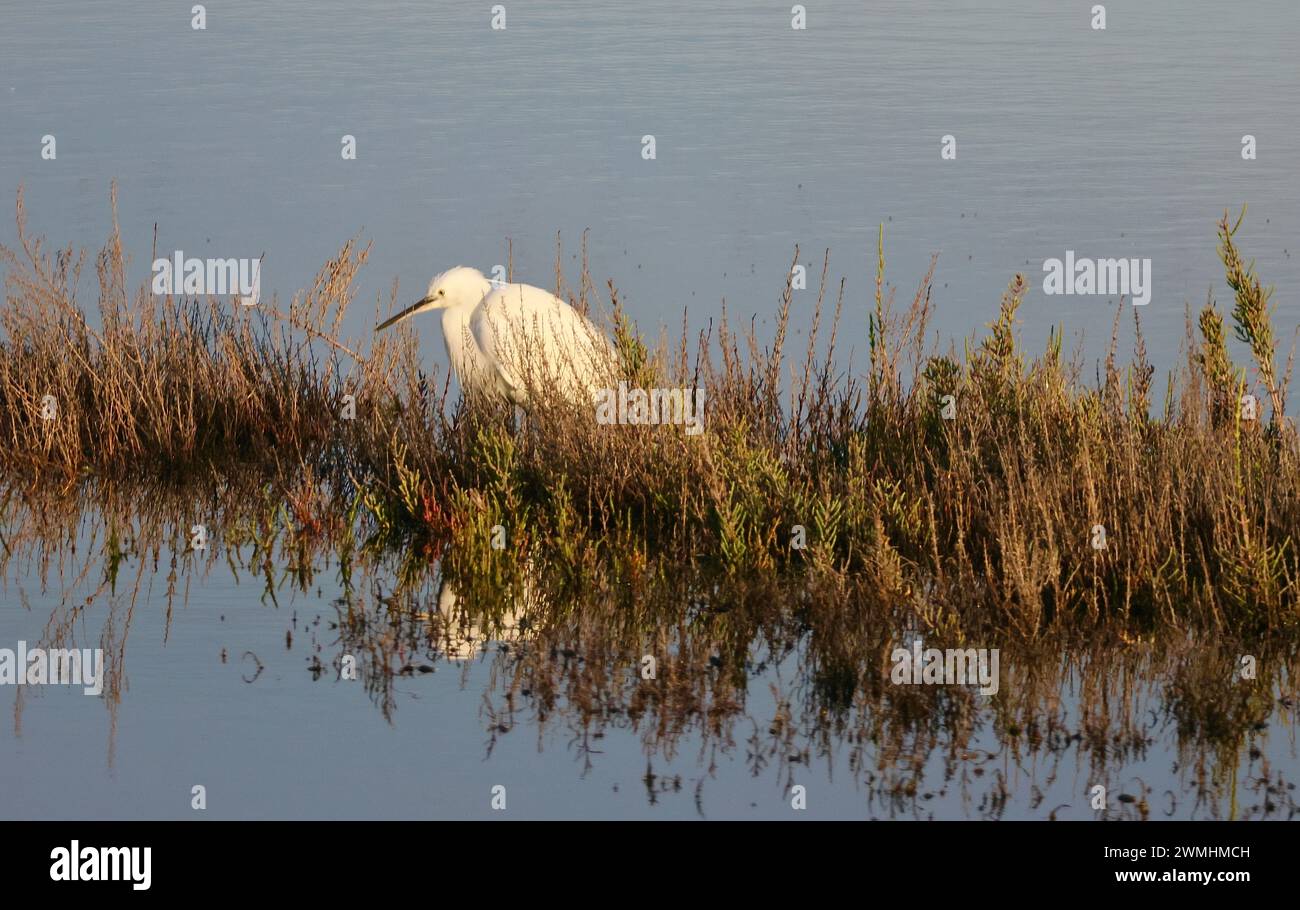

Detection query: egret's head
xmin=376 ymin=266 xmax=492 ymax=331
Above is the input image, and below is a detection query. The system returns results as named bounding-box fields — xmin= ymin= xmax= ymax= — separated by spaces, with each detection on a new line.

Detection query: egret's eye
xmin=438 ymin=289 xmax=445 ymax=297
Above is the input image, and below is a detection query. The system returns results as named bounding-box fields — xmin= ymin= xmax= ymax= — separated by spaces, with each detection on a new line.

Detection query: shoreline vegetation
xmin=2 ymin=190 xmax=1296 ymax=643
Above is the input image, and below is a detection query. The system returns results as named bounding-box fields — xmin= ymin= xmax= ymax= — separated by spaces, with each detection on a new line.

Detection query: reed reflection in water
xmin=1 ymin=482 xmax=1295 ymax=820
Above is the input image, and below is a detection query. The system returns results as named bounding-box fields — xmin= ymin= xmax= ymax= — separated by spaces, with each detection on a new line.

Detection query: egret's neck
xmin=440 ymin=297 xmax=483 ymax=388
xmin=440 ymin=297 xmax=477 ymax=337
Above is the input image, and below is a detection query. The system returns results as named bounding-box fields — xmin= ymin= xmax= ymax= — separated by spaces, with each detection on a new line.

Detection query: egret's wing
xmin=472 ymin=283 xmax=619 ymax=406
xmin=468 ymin=293 xmax=527 ymax=404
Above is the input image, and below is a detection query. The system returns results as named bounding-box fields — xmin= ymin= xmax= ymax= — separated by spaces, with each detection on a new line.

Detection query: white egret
xmin=376 ymin=266 xmax=619 ymax=408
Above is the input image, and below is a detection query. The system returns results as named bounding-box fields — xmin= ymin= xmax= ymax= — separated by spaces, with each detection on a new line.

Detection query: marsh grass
xmin=2 ymin=188 xmax=1299 ymax=650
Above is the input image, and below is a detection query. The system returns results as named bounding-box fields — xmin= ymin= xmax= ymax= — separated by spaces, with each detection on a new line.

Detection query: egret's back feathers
xmin=471 ymin=282 xmax=618 ymax=408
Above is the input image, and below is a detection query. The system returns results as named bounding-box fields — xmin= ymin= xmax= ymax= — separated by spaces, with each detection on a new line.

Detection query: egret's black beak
xmin=376 ymin=297 xmax=435 ymax=332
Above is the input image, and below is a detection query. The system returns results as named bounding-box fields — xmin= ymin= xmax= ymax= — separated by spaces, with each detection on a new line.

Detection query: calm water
xmin=2 ymin=1 xmax=1299 ymax=819
xmin=0 ymin=502 xmax=1296 ymax=821
xmin=2 ymin=1 xmax=1297 ymax=369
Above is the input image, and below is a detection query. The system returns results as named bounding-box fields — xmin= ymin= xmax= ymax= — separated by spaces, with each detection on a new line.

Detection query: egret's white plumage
xmin=376 ymin=266 xmax=618 ymax=408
